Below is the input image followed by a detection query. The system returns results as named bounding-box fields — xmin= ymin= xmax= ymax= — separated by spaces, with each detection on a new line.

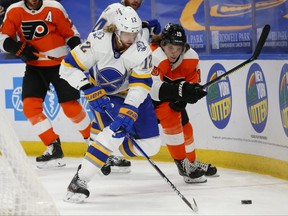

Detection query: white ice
xmin=33 ymin=157 xmax=288 ymax=215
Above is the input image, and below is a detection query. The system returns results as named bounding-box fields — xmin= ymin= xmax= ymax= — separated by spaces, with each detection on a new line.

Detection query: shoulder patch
xmin=151 ymin=66 xmax=160 ymax=76
xmin=136 ymin=41 xmax=147 ymax=52
xmin=92 ymin=31 xmax=105 ymax=39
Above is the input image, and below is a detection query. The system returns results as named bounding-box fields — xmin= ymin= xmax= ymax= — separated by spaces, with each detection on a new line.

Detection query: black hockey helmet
xmin=161 ymin=23 xmax=187 ymax=46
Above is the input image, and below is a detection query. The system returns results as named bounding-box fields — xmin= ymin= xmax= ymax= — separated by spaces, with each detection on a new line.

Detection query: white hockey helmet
xmin=113 ymin=6 xmax=142 ymax=33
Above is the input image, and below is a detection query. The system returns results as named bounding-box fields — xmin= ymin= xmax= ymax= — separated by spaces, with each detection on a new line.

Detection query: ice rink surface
xmin=33 ymin=157 xmax=288 ymax=216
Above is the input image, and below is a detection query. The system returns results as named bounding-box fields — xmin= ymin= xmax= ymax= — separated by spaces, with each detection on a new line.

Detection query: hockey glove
xmin=110 ymin=104 xmax=138 ymax=138
xmin=142 ymin=19 xmax=161 ymax=35
xmin=178 ymin=81 xmax=207 ymax=104
xmin=14 ymin=41 xmax=39 ymax=62
xmin=83 ymin=86 xmax=113 ymax=113
xmin=169 ymin=101 xmax=187 ymax=112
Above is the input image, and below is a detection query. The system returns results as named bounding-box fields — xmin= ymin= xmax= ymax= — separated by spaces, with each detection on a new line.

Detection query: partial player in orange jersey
xmin=0 ymin=0 xmax=61 ymax=27
xmin=150 ymin=23 xmax=219 ymax=184
xmin=0 ymin=0 xmax=20 ymax=26
xmin=0 ymin=0 xmax=91 ymax=168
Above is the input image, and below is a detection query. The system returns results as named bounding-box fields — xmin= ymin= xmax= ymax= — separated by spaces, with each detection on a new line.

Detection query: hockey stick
xmin=33 ymin=52 xmax=64 ymax=62
xmin=32 ymin=53 xmax=64 ymax=91
xmin=104 ymin=110 xmax=198 ymax=213
xmin=32 ymin=53 xmax=62 ymax=91
xmin=202 ymin=24 xmax=270 ymax=89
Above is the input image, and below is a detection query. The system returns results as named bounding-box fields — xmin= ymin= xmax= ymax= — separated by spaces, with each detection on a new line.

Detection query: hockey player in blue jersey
xmin=60 ymin=6 xmax=161 ymax=203
xmin=92 ymin=0 xmax=161 ymax=37
xmin=89 ymin=0 xmax=161 ymax=173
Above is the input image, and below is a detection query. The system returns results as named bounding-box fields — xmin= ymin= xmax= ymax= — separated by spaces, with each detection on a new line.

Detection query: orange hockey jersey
xmin=0 ymin=1 xmax=79 ymax=66
xmin=150 ymin=45 xmax=201 ymax=101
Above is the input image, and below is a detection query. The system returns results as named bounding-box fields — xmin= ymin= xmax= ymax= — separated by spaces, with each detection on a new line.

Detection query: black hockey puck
xmin=241 ymin=200 xmax=252 ymax=204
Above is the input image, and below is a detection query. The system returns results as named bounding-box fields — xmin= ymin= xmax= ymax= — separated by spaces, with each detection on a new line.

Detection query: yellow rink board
xmin=21 ymin=141 xmax=288 ymax=181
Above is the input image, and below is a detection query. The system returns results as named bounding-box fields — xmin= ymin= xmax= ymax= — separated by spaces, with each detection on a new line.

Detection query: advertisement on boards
xmin=1 ymin=60 xmax=287 ymax=162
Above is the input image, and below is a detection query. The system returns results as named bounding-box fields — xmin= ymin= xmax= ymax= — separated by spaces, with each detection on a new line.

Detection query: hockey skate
xmin=100 ymin=155 xmax=131 ymax=176
xmin=84 ymin=138 xmax=91 ymax=146
xmin=36 ymin=138 xmax=66 ymax=169
xmin=195 ymin=160 xmax=219 ymax=177
xmin=174 ymin=158 xmax=207 ymax=184
xmin=64 ymin=165 xmax=90 ymax=203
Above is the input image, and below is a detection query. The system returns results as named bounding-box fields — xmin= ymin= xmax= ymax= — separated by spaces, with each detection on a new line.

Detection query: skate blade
xmin=37 ymin=159 xmax=66 ymax=169
xmin=111 ymin=166 xmax=131 ymax=174
xmin=205 ymin=173 xmax=220 ymax=177
xmin=98 ymin=166 xmax=131 ymax=176
xmin=184 ymin=176 xmax=207 ymax=184
xmin=63 ymin=191 xmax=88 ymax=203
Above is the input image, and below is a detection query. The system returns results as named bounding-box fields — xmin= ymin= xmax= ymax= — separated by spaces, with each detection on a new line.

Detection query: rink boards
xmin=0 ymin=57 xmax=287 ymax=180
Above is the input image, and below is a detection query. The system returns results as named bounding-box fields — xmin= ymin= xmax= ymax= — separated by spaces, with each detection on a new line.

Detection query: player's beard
xmin=114 ymin=33 xmax=131 ymax=51
xmin=121 ymin=41 xmax=133 ymax=49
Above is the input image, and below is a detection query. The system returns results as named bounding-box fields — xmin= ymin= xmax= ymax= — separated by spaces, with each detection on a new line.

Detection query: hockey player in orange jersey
xmin=0 ymin=0 xmax=91 ymax=168
xmin=150 ymin=23 xmax=218 ymax=183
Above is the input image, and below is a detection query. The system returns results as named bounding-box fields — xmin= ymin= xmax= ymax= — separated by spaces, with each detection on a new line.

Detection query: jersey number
xmin=142 ymin=54 xmax=153 ymax=70
xmin=80 ymin=41 xmax=91 ymax=53
xmin=92 ymin=18 xmax=107 ymax=32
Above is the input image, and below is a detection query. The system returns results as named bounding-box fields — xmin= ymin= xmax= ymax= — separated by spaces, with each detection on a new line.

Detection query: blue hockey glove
xmin=142 ymin=19 xmax=161 ymax=35
xmin=109 ymin=104 xmax=138 ymax=138
xmin=83 ymin=86 xmax=113 ymax=113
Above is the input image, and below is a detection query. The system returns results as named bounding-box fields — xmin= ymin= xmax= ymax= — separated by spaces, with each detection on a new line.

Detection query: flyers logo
xmin=180 ymin=0 xmax=287 ymax=31
xmin=151 ymin=66 xmax=160 ymax=76
xmin=21 ymin=21 xmax=48 ymax=40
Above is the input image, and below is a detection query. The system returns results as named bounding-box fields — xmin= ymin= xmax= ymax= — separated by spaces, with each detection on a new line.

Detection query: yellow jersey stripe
xmin=62 ymin=60 xmax=75 ymax=68
xmin=130 ymin=72 xmax=151 ymax=79
xmin=71 ymin=49 xmax=88 ymax=71
xmin=85 ymin=152 xmax=105 ymax=167
xmin=129 ymin=83 xmax=151 ymax=90
xmin=95 ymin=112 xmax=105 ymax=130
xmin=91 ymin=142 xmax=110 ymax=156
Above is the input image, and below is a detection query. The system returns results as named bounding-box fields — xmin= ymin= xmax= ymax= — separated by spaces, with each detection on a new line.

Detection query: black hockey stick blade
xmin=252 ymin=24 xmax=270 ymax=60
xmin=202 ymin=24 xmax=270 ymax=89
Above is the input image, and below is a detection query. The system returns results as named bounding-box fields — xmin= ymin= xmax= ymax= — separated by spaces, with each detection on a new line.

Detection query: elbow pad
xmin=67 ymin=36 xmax=81 ymax=50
